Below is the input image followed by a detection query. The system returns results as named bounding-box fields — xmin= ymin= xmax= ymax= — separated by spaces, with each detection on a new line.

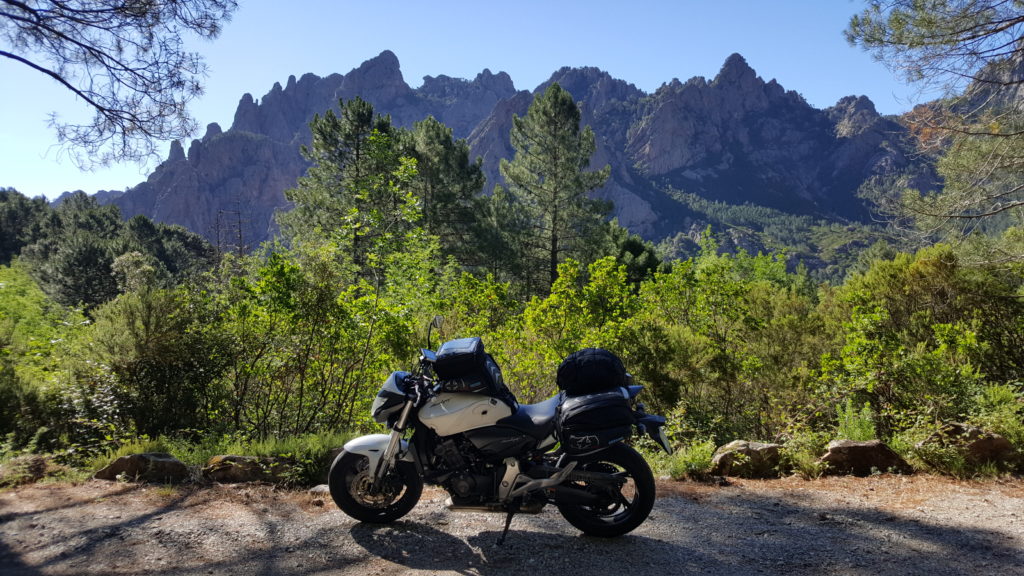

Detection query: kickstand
xmin=496 ymin=507 xmax=516 ymax=546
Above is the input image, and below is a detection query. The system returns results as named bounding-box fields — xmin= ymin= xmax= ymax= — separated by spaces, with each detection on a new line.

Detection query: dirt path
xmin=1 ymin=476 xmax=1022 ymax=575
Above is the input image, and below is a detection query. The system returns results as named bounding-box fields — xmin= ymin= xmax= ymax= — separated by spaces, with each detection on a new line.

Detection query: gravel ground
xmin=1 ymin=475 xmax=1022 ymax=575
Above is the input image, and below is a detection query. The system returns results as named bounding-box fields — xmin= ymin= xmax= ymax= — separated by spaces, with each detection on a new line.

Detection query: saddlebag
xmin=557 ymin=389 xmax=635 ymax=454
xmin=556 ymin=348 xmax=627 ymax=397
xmin=434 ymin=337 xmax=515 ymax=406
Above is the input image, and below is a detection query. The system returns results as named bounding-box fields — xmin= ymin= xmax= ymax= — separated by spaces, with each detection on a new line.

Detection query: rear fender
xmin=341 ymin=434 xmax=414 ymax=476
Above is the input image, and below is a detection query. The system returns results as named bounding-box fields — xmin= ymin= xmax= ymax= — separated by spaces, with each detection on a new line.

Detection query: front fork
xmin=373 ymin=400 xmax=415 ymax=490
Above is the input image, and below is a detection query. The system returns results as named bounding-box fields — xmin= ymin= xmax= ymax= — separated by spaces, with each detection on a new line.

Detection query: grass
xmin=665 ymin=438 xmax=717 ymax=481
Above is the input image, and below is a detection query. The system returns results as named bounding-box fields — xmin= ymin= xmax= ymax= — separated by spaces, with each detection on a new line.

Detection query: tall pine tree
xmin=499 ymin=83 xmax=611 ymax=293
xmin=403 ymin=116 xmax=487 ymax=265
xmin=280 ymin=97 xmax=413 ymax=273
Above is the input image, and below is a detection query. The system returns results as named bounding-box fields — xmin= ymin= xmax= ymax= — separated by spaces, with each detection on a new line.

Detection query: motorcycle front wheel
xmin=328 ymin=450 xmax=423 ymax=523
xmin=556 ymin=443 xmax=656 ymax=537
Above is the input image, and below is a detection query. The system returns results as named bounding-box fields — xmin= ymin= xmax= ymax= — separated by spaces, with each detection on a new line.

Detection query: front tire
xmin=556 ymin=444 xmax=656 ymax=537
xmin=328 ymin=450 xmax=422 ymax=523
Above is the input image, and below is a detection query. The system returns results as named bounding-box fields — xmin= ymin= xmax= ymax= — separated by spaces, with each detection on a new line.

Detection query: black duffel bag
xmin=556 ymin=347 xmax=627 ymax=397
xmin=557 ymin=389 xmax=635 ymax=454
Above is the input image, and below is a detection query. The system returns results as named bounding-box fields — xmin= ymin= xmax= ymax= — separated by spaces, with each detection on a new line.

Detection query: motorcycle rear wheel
xmin=556 ymin=444 xmax=656 ymax=537
xmin=328 ymin=450 xmax=422 ymax=523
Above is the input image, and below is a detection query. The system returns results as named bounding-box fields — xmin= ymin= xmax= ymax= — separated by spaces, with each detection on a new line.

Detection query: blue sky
xmin=1 ymin=1 xmax=931 ymax=200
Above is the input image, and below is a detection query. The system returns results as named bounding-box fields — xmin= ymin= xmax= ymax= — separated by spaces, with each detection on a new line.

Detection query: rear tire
xmin=328 ymin=450 xmax=422 ymax=523
xmin=556 ymin=444 xmax=656 ymax=537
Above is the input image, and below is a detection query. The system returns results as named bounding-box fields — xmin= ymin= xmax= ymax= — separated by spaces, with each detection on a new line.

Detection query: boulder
xmin=916 ymin=423 xmax=1019 ymax=467
xmin=321 ymin=447 xmax=345 ymax=483
xmin=711 ymin=440 xmax=781 ymax=478
xmin=819 ymin=440 xmax=913 ymax=476
xmin=94 ymin=452 xmax=190 ymax=483
xmin=203 ymin=455 xmax=295 ymax=484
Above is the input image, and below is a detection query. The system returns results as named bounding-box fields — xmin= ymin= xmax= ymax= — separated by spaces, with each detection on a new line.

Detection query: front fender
xmin=340 ymin=434 xmax=414 ymax=476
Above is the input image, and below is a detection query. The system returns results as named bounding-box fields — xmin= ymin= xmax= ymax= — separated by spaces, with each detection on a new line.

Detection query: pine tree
xmin=847 ymin=1 xmax=1024 ymax=260
xmin=280 ymin=97 xmax=412 ymax=272
xmin=403 ymin=116 xmax=486 ymax=265
xmin=499 ymin=83 xmax=611 ymax=293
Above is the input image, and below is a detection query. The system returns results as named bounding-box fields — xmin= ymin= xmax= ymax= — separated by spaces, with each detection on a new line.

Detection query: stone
xmin=711 ymin=440 xmax=782 ymax=478
xmin=94 ymin=453 xmax=190 ymax=484
xmin=819 ymin=440 xmax=913 ymax=476
xmin=916 ymin=423 xmax=1019 ymax=467
xmin=319 ymin=447 xmax=345 ymax=483
xmin=203 ymin=454 xmax=294 ymax=484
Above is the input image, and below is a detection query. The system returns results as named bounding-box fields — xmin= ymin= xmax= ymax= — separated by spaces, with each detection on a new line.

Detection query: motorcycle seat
xmin=496 ymin=394 xmax=560 ymax=440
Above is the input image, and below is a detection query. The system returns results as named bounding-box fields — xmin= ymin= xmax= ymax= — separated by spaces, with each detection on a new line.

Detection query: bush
xmin=0 ymin=454 xmax=76 ymax=487
xmin=835 ymin=398 xmax=876 ymax=441
xmin=972 ymin=383 xmax=1024 ymax=451
xmin=780 ymin=425 xmax=831 ymax=479
xmin=666 ymin=438 xmax=717 ymax=481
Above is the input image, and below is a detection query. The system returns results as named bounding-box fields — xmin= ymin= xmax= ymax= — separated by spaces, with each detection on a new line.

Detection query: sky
xmin=0 ymin=0 xmax=933 ymax=200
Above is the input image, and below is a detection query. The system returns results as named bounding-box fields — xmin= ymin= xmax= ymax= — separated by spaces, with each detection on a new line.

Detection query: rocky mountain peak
xmin=108 ymin=50 xmax=928 ymax=249
xmin=203 ymin=122 xmax=223 ymax=142
xmin=543 ymin=66 xmax=642 ymax=107
xmin=473 ymin=69 xmax=515 ymax=94
xmin=168 ymin=140 xmax=185 ymax=163
xmin=341 ymin=50 xmax=407 ymax=94
xmin=713 ymin=53 xmax=759 ymax=89
xmin=829 ymin=95 xmax=882 ymax=137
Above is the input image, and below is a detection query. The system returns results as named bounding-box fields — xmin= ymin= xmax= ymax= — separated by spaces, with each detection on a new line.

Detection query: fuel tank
xmin=419 ymin=393 xmax=513 ymax=437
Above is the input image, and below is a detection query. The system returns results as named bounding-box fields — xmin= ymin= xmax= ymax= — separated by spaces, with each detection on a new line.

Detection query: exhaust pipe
xmin=551 ymin=485 xmax=601 ymax=505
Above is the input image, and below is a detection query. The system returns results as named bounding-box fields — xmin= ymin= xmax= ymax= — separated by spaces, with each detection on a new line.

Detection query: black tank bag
xmin=434 ymin=337 xmax=515 ymax=407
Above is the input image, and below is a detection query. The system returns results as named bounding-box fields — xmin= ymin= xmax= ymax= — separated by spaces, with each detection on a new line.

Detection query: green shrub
xmin=780 ymin=425 xmax=831 ymax=479
xmin=0 ymin=454 xmax=78 ymax=487
xmin=972 ymin=383 xmax=1024 ymax=450
xmin=835 ymin=398 xmax=876 ymax=441
xmin=666 ymin=438 xmax=717 ymax=481
xmin=89 ymin=430 xmax=356 ymax=487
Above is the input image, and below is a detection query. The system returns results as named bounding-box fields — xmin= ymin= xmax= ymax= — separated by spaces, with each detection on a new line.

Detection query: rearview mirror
xmin=427 ymin=315 xmax=444 ymax=350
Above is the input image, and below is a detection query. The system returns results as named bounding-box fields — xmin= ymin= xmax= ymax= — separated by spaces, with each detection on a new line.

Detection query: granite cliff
xmin=107 ymin=50 xmax=927 ymax=247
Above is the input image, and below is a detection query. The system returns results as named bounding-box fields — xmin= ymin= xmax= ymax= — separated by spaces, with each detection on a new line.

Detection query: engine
xmin=430 ymin=437 xmax=500 ymax=505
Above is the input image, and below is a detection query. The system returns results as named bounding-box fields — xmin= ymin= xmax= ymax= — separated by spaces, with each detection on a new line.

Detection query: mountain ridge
xmin=101 ymin=50 xmax=929 ymax=249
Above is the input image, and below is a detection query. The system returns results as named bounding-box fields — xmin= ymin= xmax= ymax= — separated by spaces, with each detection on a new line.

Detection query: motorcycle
xmin=328 ymin=317 xmax=672 ymax=542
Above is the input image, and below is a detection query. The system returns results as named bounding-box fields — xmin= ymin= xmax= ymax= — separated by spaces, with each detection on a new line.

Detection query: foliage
xmin=666 ymin=438 xmax=717 ymax=481
xmin=847 ymin=1 xmax=1024 ymax=259
xmin=403 ymin=116 xmax=488 ymax=264
xmin=86 ymin=286 xmax=232 ymax=438
xmin=498 ymin=82 xmax=611 ymax=293
xmin=972 ymin=383 xmax=1024 ymax=450
xmin=0 ymin=0 xmax=238 ymax=166
xmin=6 ymin=107 xmax=1024 ymax=480
xmin=779 ymin=424 xmax=832 ymax=479
xmin=0 ymin=188 xmax=49 ymax=266
xmin=0 ymin=455 xmax=75 ymax=488
xmin=89 ymin=429 xmax=355 ymax=487
xmin=210 ymin=243 xmax=417 ymax=439
xmin=835 ymin=398 xmax=877 ymax=441
xmin=661 ymin=189 xmax=886 ymax=283
xmin=14 ymin=191 xmax=216 ymax=311
xmin=0 ymin=261 xmax=84 ymax=449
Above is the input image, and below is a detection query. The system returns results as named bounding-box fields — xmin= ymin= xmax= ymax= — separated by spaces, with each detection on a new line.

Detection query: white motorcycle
xmin=329 ymin=318 xmax=672 ymax=542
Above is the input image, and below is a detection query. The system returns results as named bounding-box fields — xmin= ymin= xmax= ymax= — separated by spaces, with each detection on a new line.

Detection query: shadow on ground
xmin=0 ymin=481 xmax=1020 ymax=575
